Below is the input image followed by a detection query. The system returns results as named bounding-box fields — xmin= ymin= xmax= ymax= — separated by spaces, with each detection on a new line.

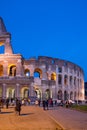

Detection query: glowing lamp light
xmin=26 ymin=73 xmax=29 ymax=77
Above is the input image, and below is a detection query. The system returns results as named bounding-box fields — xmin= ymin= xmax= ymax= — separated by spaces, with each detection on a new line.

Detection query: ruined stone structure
xmin=0 ymin=17 xmax=85 ymax=101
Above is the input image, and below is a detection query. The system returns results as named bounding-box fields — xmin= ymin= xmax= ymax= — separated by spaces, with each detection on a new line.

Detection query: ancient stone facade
xmin=0 ymin=17 xmax=85 ymax=101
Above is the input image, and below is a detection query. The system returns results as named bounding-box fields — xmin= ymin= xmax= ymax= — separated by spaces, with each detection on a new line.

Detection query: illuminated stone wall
xmin=0 ymin=17 xmax=85 ymax=101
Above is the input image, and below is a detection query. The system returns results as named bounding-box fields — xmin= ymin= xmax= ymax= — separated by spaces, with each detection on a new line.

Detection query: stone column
xmin=29 ymin=83 xmax=34 ymax=97
xmin=2 ymin=83 xmax=7 ymax=98
xmin=3 ymin=60 xmax=8 ymax=76
xmin=62 ymin=66 xmax=64 ymax=100
xmin=5 ymin=37 xmax=13 ymax=54
xmin=16 ymin=59 xmax=23 ymax=76
xmin=15 ymin=84 xmax=20 ymax=99
xmin=56 ymin=65 xmax=58 ymax=90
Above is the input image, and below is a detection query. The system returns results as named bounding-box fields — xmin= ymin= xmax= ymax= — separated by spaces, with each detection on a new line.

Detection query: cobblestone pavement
xmin=0 ymin=105 xmax=62 ymax=130
xmin=45 ymin=106 xmax=87 ymax=130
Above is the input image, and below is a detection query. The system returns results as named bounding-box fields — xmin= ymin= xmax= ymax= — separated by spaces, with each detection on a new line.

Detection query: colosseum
xmin=0 ymin=17 xmax=85 ymax=102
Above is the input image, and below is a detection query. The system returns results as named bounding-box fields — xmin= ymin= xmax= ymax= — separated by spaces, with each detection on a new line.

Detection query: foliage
xmin=72 ymin=105 xmax=87 ymax=112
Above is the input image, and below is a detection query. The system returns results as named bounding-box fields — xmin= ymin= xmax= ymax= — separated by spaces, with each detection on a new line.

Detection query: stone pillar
xmin=52 ymin=86 xmax=57 ymax=99
xmin=67 ymin=68 xmax=70 ymax=88
xmin=62 ymin=66 xmax=64 ymax=100
xmin=56 ymin=65 xmax=58 ymax=89
xmin=42 ymin=72 xmax=47 ymax=80
xmin=16 ymin=59 xmax=23 ymax=76
xmin=3 ymin=60 xmax=8 ymax=76
xmin=29 ymin=83 xmax=34 ymax=97
xmin=5 ymin=37 xmax=13 ymax=54
xmin=2 ymin=83 xmax=7 ymax=98
xmin=15 ymin=84 xmax=20 ymax=99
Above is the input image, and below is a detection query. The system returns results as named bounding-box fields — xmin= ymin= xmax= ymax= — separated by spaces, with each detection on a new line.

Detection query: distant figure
xmin=42 ymin=100 xmax=46 ymax=110
xmin=6 ymin=98 xmax=9 ymax=109
xmin=15 ymin=100 xmax=21 ymax=115
xmin=45 ymin=100 xmax=49 ymax=110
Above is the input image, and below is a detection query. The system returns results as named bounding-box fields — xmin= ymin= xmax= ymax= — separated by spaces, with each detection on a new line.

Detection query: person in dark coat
xmin=42 ymin=100 xmax=46 ymax=110
xmin=6 ymin=98 xmax=9 ymax=109
xmin=45 ymin=100 xmax=49 ymax=110
xmin=15 ymin=100 xmax=21 ymax=115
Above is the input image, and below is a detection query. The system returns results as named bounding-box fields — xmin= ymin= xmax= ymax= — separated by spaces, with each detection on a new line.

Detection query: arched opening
xmin=0 ymin=64 xmax=3 ymax=76
xmin=58 ymin=67 xmax=62 ymax=73
xmin=70 ymin=76 xmax=72 ymax=86
xmin=8 ymin=64 xmax=16 ymax=76
xmin=45 ymin=89 xmax=51 ymax=99
xmin=58 ymin=75 xmax=62 ymax=84
xmin=51 ymin=72 xmax=56 ymax=80
xmin=0 ymin=44 xmax=4 ymax=54
xmin=64 ymin=91 xmax=68 ymax=100
xmin=64 ymin=75 xmax=68 ymax=86
xmin=58 ymin=90 xmax=62 ymax=100
xmin=34 ymin=68 xmax=42 ymax=79
xmin=34 ymin=86 xmax=41 ymax=99
xmin=6 ymin=88 xmax=15 ymax=99
xmin=21 ymin=87 xmax=29 ymax=99
xmin=70 ymin=91 xmax=73 ymax=100
xmin=74 ymin=77 xmax=76 ymax=87
xmin=24 ymin=69 xmax=30 ymax=77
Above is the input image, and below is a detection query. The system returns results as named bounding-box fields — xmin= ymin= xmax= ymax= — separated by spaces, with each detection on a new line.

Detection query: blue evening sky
xmin=0 ymin=0 xmax=87 ymax=81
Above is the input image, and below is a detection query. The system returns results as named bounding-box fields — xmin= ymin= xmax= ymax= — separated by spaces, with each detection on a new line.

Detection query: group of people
xmin=34 ymin=98 xmax=54 ymax=110
xmin=0 ymin=98 xmax=22 ymax=115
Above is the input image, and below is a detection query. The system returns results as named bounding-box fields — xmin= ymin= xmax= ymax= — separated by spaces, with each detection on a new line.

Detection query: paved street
xmin=0 ymin=105 xmax=87 ymax=130
xmin=0 ymin=105 xmax=62 ymax=130
xmin=46 ymin=106 xmax=87 ymax=130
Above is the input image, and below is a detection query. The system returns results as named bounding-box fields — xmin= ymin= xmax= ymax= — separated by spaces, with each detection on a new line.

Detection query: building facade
xmin=0 ymin=17 xmax=85 ymax=101
xmin=85 ymin=82 xmax=87 ymax=100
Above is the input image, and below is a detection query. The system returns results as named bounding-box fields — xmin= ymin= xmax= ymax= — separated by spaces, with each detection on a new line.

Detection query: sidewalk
xmin=0 ymin=106 xmax=62 ymax=130
xmin=46 ymin=106 xmax=87 ymax=130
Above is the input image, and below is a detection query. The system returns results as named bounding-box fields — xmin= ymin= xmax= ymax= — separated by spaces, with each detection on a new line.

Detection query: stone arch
xmin=58 ymin=90 xmax=62 ymax=100
xmin=34 ymin=68 xmax=42 ymax=79
xmin=70 ymin=76 xmax=72 ymax=85
xmin=64 ymin=90 xmax=68 ymax=100
xmin=6 ymin=87 xmax=15 ymax=99
xmin=70 ymin=91 xmax=73 ymax=100
xmin=0 ymin=44 xmax=4 ymax=54
xmin=58 ymin=74 xmax=62 ymax=84
xmin=24 ymin=68 xmax=30 ymax=77
xmin=8 ymin=64 xmax=16 ymax=76
xmin=74 ymin=77 xmax=76 ymax=87
xmin=34 ymin=86 xmax=42 ymax=99
xmin=0 ymin=64 xmax=3 ymax=76
xmin=21 ymin=87 xmax=29 ymax=99
xmin=58 ymin=67 xmax=62 ymax=73
xmin=45 ymin=89 xmax=51 ymax=100
xmin=64 ymin=75 xmax=68 ymax=86
xmin=51 ymin=72 xmax=56 ymax=80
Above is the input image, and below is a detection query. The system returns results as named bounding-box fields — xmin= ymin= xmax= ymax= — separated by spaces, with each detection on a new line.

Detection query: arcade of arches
xmin=0 ymin=17 xmax=85 ymax=102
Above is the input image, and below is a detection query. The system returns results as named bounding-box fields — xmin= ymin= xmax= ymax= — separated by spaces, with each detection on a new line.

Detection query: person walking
xmin=45 ymin=100 xmax=49 ymax=110
xmin=42 ymin=100 xmax=46 ymax=110
xmin=15 ymin=100 xmax=21 ymax=115
xmin=6 ymin=98 xmax=9 ymax=109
